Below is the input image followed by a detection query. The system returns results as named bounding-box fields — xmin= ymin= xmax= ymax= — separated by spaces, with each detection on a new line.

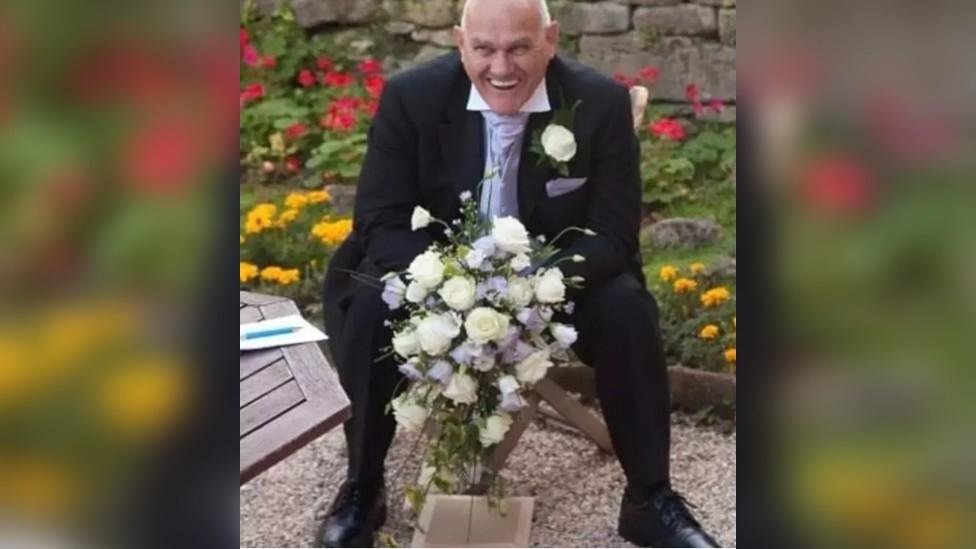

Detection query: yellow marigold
xmin=724 ymin=348 xmax=736 ymax=364
xmin=673 ymin=277 xmax=698 ymax=293
xmin=240 ymin=262 xmax=259 ymax=283
xmin=244 ymin=203 xmax=277 ymax=234
xmin=284 ymin=193 xmax=309 ymax=209
xmin=659 ymin=265 xmax=679 ymax=282
xmin=312 ymin=218 xmax=352 ymax=245
xmin=699 ymin=324 xmax=720 ymax=339
xmin=278 ymin=208 xmax=300 ymax=225
xmin=306 ymin=190 xmax=332 ymax=204
xmin=277 ymin=268 xmax=300 ymax=285
xmin=701 ymin=287 xmax=731 ymax=307
xmin=690 ymin=262 xmax=706 ymax=275
xmin=260 ymin=266 xmax=283 ymax=282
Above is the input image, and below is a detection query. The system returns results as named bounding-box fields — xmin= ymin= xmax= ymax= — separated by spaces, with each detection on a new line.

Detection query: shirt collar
xmin=466 ymin=78 xmax=551 ymax=113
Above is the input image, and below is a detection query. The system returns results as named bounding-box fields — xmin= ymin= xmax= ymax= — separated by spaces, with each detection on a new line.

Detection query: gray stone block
xmin=694 ymin=0 xmax=735 ymax=7
xmin=292 ymin=0 xmax=381 ymax=27
xmin=411 ymin=28 xmax=457 ymax=48
xmin=633 ymin=5 xmax=717 ymax=36
xmin=385 ymin=20 xmax=417 ymax=35
xmin=558 ymin=2 xmax=631 ymax=35
xmin=578 ymin=33 xmax=735 ymax=100
xmin=385 ymin=0 xmax=459 ymax=28
xmin=610 ymin=0 xmax=682 ymax=5
xmin=718 ymin=8 xmax=735 ymax=46
xmin=640 ymin=217 xmax=724 ymax=249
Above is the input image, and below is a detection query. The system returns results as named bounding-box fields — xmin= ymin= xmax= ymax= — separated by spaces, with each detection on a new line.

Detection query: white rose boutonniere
xmin=530 ymin=98 xmax=581 ymax=176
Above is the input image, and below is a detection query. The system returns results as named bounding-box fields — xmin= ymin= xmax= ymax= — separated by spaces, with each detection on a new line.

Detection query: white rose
xmin=405 ymin=281 xmax=429 ymax=303
xmin=534 ymin=268 xmax=566 ymax=303
xmin=391 ymin=395 xmax=428 ymax=433
xmin=491 ymin=217 xmax=531 ymax=255
xmin=416 ymin=313 xmax=461 ymax=356
xmin=479 ymin=413 xmax=513 ymax=447
xmin=443 ymin=370 xmax=478 ymax=404
xmin=392 ymin=328 xmax=420 ymax=358
xmin=550 ymin=323 xmax=578 ymax=347
xmin=510 ymin=253 xmax=531 ymax=272
xmin=515 ymin=349 xmax=552 ymax=384
xmin=541 ymin=123 xmax=577 ymax=162
xmin=464 ymin=307 xmax=510 ymax=344
xmin=505 ymin=277 xmax=534 ymax=308
xmin=411 ymin=206 xmax=432 ymax=231
xmin=408 ymin=251 xmax=445 ymax=289
xmin=438 ymin=276 xmax=477 ymax=311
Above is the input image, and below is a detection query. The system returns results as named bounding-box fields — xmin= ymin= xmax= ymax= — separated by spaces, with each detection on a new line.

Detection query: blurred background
xmin=0 ymin=1 xmax=238 ymax=548
xmin=1 ymin=0 xmax=975 ymax=548
xmin=742 ymin=0 xmax=976 ymax=547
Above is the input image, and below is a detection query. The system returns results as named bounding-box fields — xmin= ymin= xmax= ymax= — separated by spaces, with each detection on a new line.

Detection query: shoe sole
xmin=618 ymin=519 xmax=666 ymax=547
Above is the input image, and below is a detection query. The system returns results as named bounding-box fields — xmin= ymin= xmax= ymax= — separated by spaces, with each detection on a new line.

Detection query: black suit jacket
xmin=323 ymin=52 xmax=644 ymax=343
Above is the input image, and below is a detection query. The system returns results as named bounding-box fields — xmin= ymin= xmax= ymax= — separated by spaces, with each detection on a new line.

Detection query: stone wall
xmin=250 ymin=0 xmax=735 ymax=102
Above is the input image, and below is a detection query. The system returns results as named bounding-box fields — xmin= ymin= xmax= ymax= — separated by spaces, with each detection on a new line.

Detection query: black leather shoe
xmin=317 ymin=479 xmax=387 ymax=547
xmin=618 ymin=487 xmax=720 ymax=547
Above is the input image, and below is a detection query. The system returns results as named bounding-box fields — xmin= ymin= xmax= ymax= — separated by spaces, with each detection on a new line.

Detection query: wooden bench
xmin=240 ymin=291 xmax=351 ymax=484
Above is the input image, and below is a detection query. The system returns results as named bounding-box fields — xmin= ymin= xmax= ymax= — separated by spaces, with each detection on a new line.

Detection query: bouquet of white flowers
xmin=379 ymin=190 xmax=591 ymax=511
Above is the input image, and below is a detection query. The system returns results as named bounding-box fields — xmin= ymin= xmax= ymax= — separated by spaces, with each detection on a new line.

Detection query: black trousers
xmin=329 ymin=272 xmax=671 ymax=490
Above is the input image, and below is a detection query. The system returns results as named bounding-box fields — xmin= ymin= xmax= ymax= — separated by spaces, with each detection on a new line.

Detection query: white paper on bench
xmin=240 ymin=313 xmax=328 ymax=351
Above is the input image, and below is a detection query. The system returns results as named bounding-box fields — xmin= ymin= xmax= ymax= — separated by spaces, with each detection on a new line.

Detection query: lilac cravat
xmin=479 ymin=111 xmax=530 ymax=220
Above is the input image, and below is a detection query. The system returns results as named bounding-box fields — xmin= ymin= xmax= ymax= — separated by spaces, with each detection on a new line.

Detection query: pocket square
xmin=545 ymin=177 xmax=587 ymax=198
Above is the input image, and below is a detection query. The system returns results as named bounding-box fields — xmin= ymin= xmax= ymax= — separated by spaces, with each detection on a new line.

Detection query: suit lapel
xmin=518 ymin=60 xmax=563 ymax=224
xmin=438 ymin=66 xmax=485 ymax=202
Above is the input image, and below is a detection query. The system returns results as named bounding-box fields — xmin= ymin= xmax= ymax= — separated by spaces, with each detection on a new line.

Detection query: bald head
xmin=454 ymin=0 xmax=559 ymax=114
xmin=460 ymin=0 xmax=551 ymax=31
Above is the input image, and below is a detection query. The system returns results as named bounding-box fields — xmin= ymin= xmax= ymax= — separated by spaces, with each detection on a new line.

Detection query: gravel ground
xmin=240 ymin=414 xmax=736 ymax=547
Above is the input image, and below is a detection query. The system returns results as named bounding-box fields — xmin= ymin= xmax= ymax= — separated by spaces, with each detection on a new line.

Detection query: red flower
xmin=649 ymin=118 xmax=686 ymax=141
xmin=638 ymin=66 xmax=659 ymax=82
xmin=322 ymin=71 xmax=354 ymax=87
xmin=316 ymin=56 xmax=333 ymax=71
xmin=242 ymin=45 xmax=259 ymax=66
xmin=320 ymin=112 xmax=357 ymax=132
xmin=709 ymin=98 xmax=724 ymax=113
xmin=801 ymin=156 xmax=874 ymax=214
xmin=123 ymin=118 xmax=197 ymax=194
xmin=685 ymin=83 xmax=700 ymax=102
xmin=692 ymin=101 xmax=705 ymax=116
xmin=285 ymin=156 xmax=302 ymax=173
xmin=363 ymin=99 xmax=379 ymax=117
xmin=364 ymin=74 xmax=386 ymax=98
xmin=240 ymin=83 xmax=264 ymax=104
xmin=297 ymin=69 xmax=316 ymax=88
xmin=614 ymin=73 xmax=637 ymax=87
xmin=285 ymin=122 xmax=307 ymax=139
xmin=260 ymin=55 xmax=277 ymax=68
xmin=239 ymin=29 xmax=249 ymax=47
xmin=358 ymin=57 xmax=383 ymax=74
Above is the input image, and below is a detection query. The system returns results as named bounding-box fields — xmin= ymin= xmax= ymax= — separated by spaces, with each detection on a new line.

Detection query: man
xmin=320 ymin=0 xmax=720 ymax=546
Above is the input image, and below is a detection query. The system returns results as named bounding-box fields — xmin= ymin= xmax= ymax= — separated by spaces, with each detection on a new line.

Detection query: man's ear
xmin=453 ymin=25 xmax=465 ymax=50
xmin=544 ymin=21 xmax=560 ymax=58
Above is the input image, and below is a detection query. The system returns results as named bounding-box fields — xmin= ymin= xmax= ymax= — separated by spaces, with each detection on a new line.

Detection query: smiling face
xmin=455 ymin=0 xmax=559 ymax=114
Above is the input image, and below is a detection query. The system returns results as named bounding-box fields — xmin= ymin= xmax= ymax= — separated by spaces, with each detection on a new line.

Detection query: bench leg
xmin=533 ymin=378 xmax=615 ymax=455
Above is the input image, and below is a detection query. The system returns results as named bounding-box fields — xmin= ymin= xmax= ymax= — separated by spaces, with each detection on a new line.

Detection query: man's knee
xmin=585 ymin=273 xmax=659 ymax=328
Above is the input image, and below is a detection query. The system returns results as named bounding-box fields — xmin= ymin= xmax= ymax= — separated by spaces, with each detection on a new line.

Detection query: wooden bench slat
xmin=240 ymin=348 xmax=284 ymax=381
xmin=239 ymin=358 xmax=293 ymax=408
xmin=240 ymin=379 xmax=306 ymax=438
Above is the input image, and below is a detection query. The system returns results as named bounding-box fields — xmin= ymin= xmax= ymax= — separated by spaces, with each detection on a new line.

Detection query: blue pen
xmin=241 ymin=326 xmax=301 ymax=340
